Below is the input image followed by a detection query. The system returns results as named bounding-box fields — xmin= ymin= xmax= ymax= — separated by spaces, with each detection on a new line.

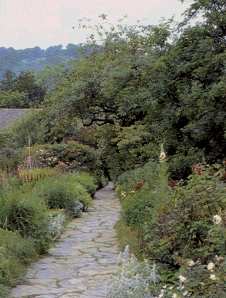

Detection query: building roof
xmin=0 ymin=109 xmax=30 ymax=130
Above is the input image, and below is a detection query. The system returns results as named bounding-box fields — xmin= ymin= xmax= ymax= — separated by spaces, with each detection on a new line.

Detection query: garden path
xmin=10 ymin=182 xmax=120 ymax=298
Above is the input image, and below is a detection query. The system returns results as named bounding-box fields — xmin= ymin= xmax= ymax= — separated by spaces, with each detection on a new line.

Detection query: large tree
xmin=0 ymin=70 xmax=47 ymax=108
xmin=0 ymin=70 xmax=17 ymax=92
xmin=43 ymin=17 xmax=171 ymax=127
xmin=12 ymin=1 xmax=226 ymax=179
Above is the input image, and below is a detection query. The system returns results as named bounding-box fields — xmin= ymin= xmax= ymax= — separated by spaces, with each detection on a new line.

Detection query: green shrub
xmin=120 ymin=189 xmax=155 ymax=228
xmin=144 ymin=164 xmax=226 ymax=296
xmin=31 ymin=141 xmax=99 ymax=171
xmin=115 ymin=218 xmax=140 ymax=258
xmin=0 ymin=229 xmax=37 ymax=267
xmin=0 ymin=188 xmax=51 ymax=254
xmin=116 ymin=160 xmax=158 ymax=194
xmin=0 ymin=229 xmax=38 ymax=292
xmin=33 ymin=175 xmax=92 ymax=215
xmin=116 ymin=149 xmax=226 ymax=297
xmin=31 ymin=141 xmax=107 ymax=187
xmin=2 ymin=176 xmax=22 ymax=189
xmin=94 ymin=173 xmax=109 ymax=189
xmin=0 ymin=284 xmax=8 ymax=298
xmin=62 ymin=172 xmax=97 ymax=197
xmin=116 ymin=161 xmax=159 ymax=245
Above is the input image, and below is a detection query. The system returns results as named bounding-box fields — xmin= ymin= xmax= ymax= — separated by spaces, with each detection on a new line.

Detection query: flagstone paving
xmin=10 ymin=182 xmax=120 ymax=298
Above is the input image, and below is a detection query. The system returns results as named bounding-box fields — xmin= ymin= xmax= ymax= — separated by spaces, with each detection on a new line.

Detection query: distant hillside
xmin=0 ymin=44 xmax=81 ymax=79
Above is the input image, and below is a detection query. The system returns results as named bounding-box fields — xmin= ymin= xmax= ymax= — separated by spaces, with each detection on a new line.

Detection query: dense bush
xmin=33 ymin=174 xmax=93 ymax=213
xmin=33 ymin=178 xmax=82 ymax=217
xmin=0 ymin=188 xmax=51 ymax=254
xmin=115 ymin=218 xmax=140 ymax=258
xmin=62 ymin=172 xmax=97 ymax=197
xmin=0 ymin=133 xmax=24 ymax=174
xmin=0 ymin=90 xmax=29 ymax=109
xmin=116 ymin=160 xmax=158 ymax=193
xmin=116 ymin=161 xmax=158 ymax=232
xmin=30 ymin=141 xmax=107 ymax=187
xmin=32 ymin=141 xmax=99 ymax=170
xmin=0 ymin=229 xmax=40 ymax=296
xmin=116 ymin=158 xmax=226 ymax=297
xmin=144 ymin=164 xmax=226 ymax=296
xmin=119 ymin=190 xmax=155 ymax=228
xmin=10 ymin=109 xmax=44 ymax=147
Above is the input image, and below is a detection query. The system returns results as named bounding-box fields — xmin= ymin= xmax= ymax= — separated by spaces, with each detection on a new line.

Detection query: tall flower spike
xmin=160 ymin=143 xmax=166 ymax=162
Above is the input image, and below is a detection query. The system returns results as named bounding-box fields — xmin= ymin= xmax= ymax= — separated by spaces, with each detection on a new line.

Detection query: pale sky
xmin=0 ymin=0 xmax=191 ymax=50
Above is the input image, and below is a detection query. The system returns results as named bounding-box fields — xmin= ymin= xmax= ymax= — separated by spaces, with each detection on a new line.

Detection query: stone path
xmin=10 ymin=182 xmax=120 ymax=298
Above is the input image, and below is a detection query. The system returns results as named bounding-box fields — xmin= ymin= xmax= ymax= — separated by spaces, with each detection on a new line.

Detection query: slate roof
xmin=0 ymin=109 xmax=30 ymax=130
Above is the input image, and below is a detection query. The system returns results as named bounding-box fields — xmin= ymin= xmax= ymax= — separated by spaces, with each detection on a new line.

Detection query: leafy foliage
xmin=107 ymin=246 xmax=160 ymax=298
xmin=0 ymin=187 xmax=51 ymax=254
xmin=0 ymin=70 xmax=46 ymax=108
xmin=117 ymin=155 xmax=226 ymax=296
xmin=33 ymin=175 xmax=92 ymax=214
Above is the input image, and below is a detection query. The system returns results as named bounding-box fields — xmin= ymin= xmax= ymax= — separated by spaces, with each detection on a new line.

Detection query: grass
xmin=115 ymin=217 xmax=140 ymax=258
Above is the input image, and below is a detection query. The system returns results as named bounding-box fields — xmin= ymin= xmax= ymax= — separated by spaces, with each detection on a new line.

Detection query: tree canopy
xmin=1 ymin=0 xmax=226 ymax=179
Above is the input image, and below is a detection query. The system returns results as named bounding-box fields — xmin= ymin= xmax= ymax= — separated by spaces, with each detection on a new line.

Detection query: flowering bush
xmin=144 ymin=163 xmax=226 ymax=296
xmin=32 ymin=141 xmax=100 ymax=172
xmin=116 ymin=151 xmax=226 ymax=297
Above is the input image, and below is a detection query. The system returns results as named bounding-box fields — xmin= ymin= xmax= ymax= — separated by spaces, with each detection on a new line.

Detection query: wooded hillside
xmin=0 ymin=44 xmax=80 ymax=80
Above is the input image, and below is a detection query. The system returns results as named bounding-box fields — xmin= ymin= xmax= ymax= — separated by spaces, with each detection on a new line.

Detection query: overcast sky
xmin=0 ymin=0 xmax=191 ymax=50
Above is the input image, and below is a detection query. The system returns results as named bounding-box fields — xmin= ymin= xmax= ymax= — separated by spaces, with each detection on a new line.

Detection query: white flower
xmin=183 ymin=291 xmax=188 ymax=296
xmin=215 ymin=255 xmax=223 ymax=262
xmin=172 ymin=294 xmax=178 ymax=298
xmin=210 ymin=274 xmax=216 ymax=280
xmin=207 ymin=262 xmax=215 ymax=271
xmin=159 ymin=144 xmax=166 ymax=162
xmin=213 ymin=215 xmax=222 ymax=225
xmin=187 ymin=260 xmax=195 ymax=267
xmin=160 ymin=151 xmax=166 ymax=160
xmin=179 ymin=275 xmax=187 ymax=283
